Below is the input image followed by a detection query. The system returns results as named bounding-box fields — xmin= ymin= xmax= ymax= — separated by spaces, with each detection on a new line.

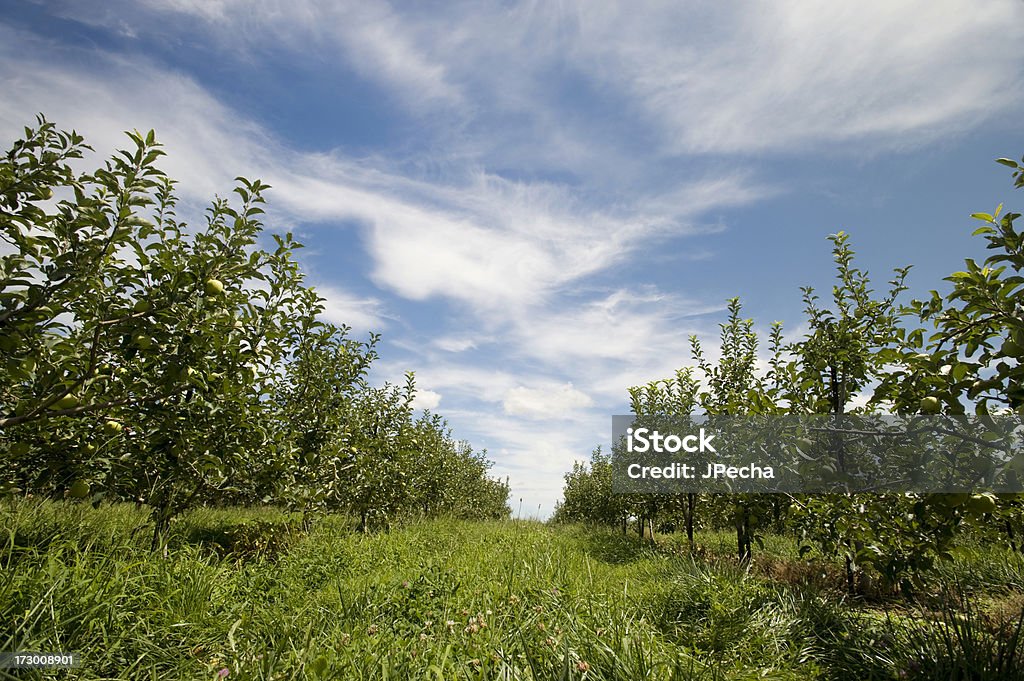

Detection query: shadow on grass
xmin=2 ymin=499 xmax=308 ymax=563
xmin=571 ymin=525 xmax=665 ymax=565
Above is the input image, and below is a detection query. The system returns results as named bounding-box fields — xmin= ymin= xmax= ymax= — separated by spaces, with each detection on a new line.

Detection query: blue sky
xmin=2 ymin=0 xmax=1023 ymax=517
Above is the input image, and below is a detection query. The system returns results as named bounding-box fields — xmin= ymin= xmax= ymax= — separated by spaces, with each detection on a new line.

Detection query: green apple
xmin=920 ymin=396 xmax=941 ymax=415
xmin=34 ymin=187 xmax=54 ymax=201
xmin=50 ymin=394 xmax=80 ymax=410
xmin=133 ymin=299 xmax=153 ymax=314
xmin=133 ymin=334 xmax=153 ymax=350
xmin=965 ymin=493 xmax=997 ymax=514
xmin=69 ymin=480 xmax=90 ymax=499
xmin=103 ymin=420 xmax=123 ymax=435
xmin=204 ymin=278 xmax=225 ymax=296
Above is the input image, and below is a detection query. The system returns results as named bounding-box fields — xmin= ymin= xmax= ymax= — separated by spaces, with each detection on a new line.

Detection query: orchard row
xmin=0 ymin=117 xmax=510 ymax=547
xmin=556 ymin=155 xmax=1024 ymax=596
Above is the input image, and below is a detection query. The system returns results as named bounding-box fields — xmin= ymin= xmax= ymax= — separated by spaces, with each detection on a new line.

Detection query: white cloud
xmin=510 ymin=288 xmax=722 ymax=363
xmin=72 ymin=0 xmax=462 ymax=108
xmin=438 ymin=406 xmax=594 ymax=517
xmin=503 ymin=383 xmax=593 ymax=419
xmin=314 ymin=284 xmax=387 ymax=333
xmin=0 ymin=27 xmax=266 ymax=202
xmin=433 ymin=335 xmax=484 ymax=353
xmin=146 ymin=0 xmax=232 ymax=22
xmin=41 ymin=0 xmax=1024 ymax=168
xmin=568 ymin=0 xmax=1024 ymax=153
xmin=326 ymin=2 xmax=462 ymax=106
xmin=0 ymin=29 xmax=746 ymax=320
xmin=411 ymin=388 xmax=442 ymax=411
xmin=392 ymin=363 xmax=519 ymax=405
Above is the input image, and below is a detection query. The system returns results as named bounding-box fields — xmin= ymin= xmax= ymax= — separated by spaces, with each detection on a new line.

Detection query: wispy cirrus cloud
xmin=0 ymin=24 xmax=747 ymax=318
xmin=432 ymin=335 xmax=487 ymax=353
xmin=565 ymin=0 xmax=1024 ymax=154
xmin=45 ymin=0 xmax=463 ymax=109
xmin=44 ymin=1 xmax=1024 ymax=172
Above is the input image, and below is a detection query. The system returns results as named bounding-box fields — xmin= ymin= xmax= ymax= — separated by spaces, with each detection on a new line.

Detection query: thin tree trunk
xmin=736 ymin=506 xmax=751 ymax=562
xmin=685 ymin=493 xmax=695 ymax=546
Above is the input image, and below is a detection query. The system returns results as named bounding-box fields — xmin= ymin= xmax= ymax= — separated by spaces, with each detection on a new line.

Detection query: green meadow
xmin=4 ymin=499 xmax=1024 ymax=680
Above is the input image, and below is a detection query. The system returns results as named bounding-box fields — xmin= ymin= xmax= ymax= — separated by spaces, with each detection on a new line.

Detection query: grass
xmin=2 ymin=499 xmax=1024 ymax=679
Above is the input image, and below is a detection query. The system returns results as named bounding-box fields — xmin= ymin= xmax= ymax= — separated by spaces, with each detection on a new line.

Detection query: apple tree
xmin=0 ymin=118 xmax=324 ymax=546
xmin=553 ymin=446 xmax=622 ymax=528
xmin=873 ymin=155 xmax=1024 ymax=556
xmin=690 ymin=297 xmax=787 ymax=561
xmin=625 ymin=368 xmax=701 ymax=542
xmin=267 ymin=290 xmax=378 ymax=522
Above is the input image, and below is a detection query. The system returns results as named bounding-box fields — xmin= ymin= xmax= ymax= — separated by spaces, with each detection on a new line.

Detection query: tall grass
xmin=2 ymin=499 xmax=1023 ymax=679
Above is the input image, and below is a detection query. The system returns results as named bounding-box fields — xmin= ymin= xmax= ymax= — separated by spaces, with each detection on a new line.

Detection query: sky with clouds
xmin=2 ymin=0 xmax=1023 ymax=517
